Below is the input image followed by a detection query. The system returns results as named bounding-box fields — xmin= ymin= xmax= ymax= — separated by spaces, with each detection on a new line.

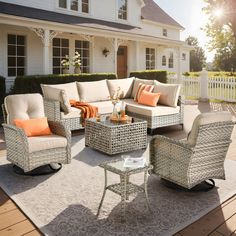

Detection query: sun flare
xmin=213 ymin=8 xmax=224 ymax=17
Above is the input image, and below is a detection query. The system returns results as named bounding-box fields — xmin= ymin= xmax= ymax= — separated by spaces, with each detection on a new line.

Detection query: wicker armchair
xmin=2 ymin=94 xmax=71 ymax=173
xmin=150 ymin=111 xmax=234 ymax=189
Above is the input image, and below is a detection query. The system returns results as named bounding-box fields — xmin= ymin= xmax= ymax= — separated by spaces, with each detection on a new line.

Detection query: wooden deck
xmin=0 ymin=101 xmax=236 ymax=236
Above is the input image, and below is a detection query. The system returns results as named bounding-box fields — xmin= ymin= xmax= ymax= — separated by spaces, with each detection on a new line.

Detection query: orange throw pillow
xmin=138 ymin=90 xmax=161 ymax=107
xmin=134 ymin=83 xmax=154 ymax=101
xmin=14 ymin=117 xmax=52 ymax=137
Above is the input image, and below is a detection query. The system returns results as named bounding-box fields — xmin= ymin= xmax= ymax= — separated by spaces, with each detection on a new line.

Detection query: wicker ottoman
xmin=85 ymin=116 xmax=147 ymax=155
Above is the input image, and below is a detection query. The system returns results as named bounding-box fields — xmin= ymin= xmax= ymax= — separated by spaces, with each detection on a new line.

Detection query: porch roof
xmin=0 ymin=2 xmax=187 ymax=46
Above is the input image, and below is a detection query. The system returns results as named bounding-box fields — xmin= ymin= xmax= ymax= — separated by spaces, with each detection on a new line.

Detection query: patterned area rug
xmin=0 ymin=136 xmax=236 ymax=236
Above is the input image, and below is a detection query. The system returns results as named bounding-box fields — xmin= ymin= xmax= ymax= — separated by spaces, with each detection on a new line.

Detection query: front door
xmin=117 ymin=46 xmax=127 ymax=79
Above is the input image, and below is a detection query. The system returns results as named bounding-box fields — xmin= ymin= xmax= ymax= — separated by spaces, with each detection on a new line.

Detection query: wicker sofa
xmin=41 ymin=77 xmax=184 ymax=131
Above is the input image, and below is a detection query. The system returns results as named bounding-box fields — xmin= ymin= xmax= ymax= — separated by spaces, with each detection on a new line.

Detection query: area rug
xmin=0 ymin=136 xmax=236 ymax=236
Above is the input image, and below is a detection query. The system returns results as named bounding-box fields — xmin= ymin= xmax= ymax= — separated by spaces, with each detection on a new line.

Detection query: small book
xmin=123 ymin=157 xmax=146 ymax=168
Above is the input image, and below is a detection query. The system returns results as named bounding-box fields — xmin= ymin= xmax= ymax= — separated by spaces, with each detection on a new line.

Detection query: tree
xmin=203 ymin=0 xmax=236 ymax=71
xmin=185 ymin=36 xmax=206 ymax=72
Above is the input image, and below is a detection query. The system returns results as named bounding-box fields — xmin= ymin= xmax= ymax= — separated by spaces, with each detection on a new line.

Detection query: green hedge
xmin=11 ymin=73 xmax=117 ymax=94
xmin=130 ymin=70 xmax=167 ymax=83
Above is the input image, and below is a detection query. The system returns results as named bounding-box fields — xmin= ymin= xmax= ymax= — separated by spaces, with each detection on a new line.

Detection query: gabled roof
xmin=141 ymin=0 xmax=184 ymax=29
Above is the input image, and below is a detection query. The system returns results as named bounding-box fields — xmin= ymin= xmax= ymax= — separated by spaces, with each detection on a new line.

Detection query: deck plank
xmin=0 ymin=201 xmax=17 ymax=215
xmin=23 ymin=230 xmax=42 ymax=236
xmin=215 ymin=213 xmax=236 ymax=236
xmin=0 ymin=209 xmax=26 ymax=231
xmin=0 ymin=220 xmax=36 ymax=236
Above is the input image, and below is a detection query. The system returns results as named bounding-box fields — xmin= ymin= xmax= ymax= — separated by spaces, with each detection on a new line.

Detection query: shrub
xmin=11 ymin=73 xmax=117 ymax=94
xmin=182 ymin=72 xmax=190 ymax=76
xmin=130 ymin=70 xmax=167 ymax=83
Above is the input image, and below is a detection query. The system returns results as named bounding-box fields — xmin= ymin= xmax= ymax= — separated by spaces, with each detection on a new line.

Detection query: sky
xmin=154 ymin=0 xmax=214 ymax=62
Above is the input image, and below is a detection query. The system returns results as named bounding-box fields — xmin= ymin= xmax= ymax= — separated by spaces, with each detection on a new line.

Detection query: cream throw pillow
xmin=153 ymin=81 xmax=181 ymax=107
xmin=107 ymin=77 xmax=134 ymax=99
xmin=131 ymin=78 xmax=154 ymax=98
xmin=77 ymin=80 xmax=110 ymax=102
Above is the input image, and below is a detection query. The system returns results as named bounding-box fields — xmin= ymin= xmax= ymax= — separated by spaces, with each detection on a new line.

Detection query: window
xmin=163 ymin=29 xmax=167 ymax=37
xmin=75 ymin=40 xmax=90 ymax=73
xmin=82 ymin=0 xmax=89 ymax=13
xmin=146 ymin=48 xmax=155 ymax=70
xmin=59 ymin=0 xmax=89 ymax=13
xmin=118 ymin=0 xmax=127 ymax=20
xmin=71 ymin=0 xmax=78 ymax=11
xmin=8 ymin=34 xmax=26 ymax=77
xmin=59 ymin=0 xmax=67 ymax=8
xmin=162 ymin=55 xmax=166 ymax=66
xmin=168 ymin=52 xmax=174 ymax=68
xmin=52 ymin=38 xmax=69 ymax=74
xmin=182 ymin=53 xmax=186 ymax=60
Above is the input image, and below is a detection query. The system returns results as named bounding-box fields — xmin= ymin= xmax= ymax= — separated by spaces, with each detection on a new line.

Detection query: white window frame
xmin=58 ymin=0 xmax=90 ymax=14
xmin=168 ymin=52 xmax=174 ymax=68
xmin=162 ymin=55 xmax=167 ymax=66
xmin=182 ymin=53 xmax=186 ymax=61
xmin=146 ymin=48 xmax=156 ymax=70
xmin=117 ymin=0 xmax=128 ymax=21
xmin=7 ymin=34 xmax=27 ymax=77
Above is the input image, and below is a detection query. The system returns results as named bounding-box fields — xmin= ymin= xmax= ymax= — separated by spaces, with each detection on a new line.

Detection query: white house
xmin=0 ymin=0 xmax=190 ymax=91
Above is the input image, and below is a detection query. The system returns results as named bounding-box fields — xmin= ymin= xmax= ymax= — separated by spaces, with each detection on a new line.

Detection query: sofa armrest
xmin=44 ymin=99 xmax=61 ymax=122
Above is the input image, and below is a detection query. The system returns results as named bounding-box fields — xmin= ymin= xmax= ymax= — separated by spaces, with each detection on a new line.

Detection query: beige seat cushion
xmin=41 ymin=86 xmax=72 ymax=113
xmin=27 ymin=135 xmax=67 ymax=153
xmin=107 ymin=77 xmax=134 ymax=99
xmin=153 ymin=81 xmax=181 ymax=107
xmin=4 ymin=94 xmax=45 ymax=125
xmin=41 ymin=82 xmax=80 ymax=101
xmin=77 ymin=80 xmax=110 ymax=102
xmin=60 ymin=107 xmax=82 ymax=119
xmin=89 ymin=101 xmax=114 ymax=114
xmin=123 ymin=99 xmax=180 ymax=117
xmin=131 ymin=78 xmax=154 ymax=98
xmin=187 ymin=111 xmax=233 ymax=146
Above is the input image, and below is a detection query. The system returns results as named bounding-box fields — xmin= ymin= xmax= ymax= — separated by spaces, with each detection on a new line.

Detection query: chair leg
xmin=13 ymin=164 xmax=62 ymax=176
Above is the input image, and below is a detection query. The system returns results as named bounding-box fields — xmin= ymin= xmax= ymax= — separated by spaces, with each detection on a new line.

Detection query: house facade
xmin=0 ymin=0 xmax=190 ymax=91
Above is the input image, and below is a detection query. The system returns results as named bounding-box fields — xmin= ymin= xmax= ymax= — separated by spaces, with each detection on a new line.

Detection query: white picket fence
xmin=168 ymin=73 xmax=236 ymax=103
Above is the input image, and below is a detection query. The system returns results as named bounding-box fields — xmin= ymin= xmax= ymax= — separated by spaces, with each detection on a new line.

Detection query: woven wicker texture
xmin=150 ymin=120 xmax=234 ymax=189
xmin=85 ymin=118 xmax=147 ymax=155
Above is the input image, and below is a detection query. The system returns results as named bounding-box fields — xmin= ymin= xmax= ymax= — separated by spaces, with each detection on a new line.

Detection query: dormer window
xmin=163 ymin=29 xmax=167 ymax=37
xmin=58 ymin=0 xmax=89 ymax=13
xmin=118 ymin=0 xmax=127 ymax=20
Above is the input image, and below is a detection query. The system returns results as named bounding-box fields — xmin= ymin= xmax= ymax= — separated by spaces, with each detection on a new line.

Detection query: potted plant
xmin=61 ymin=55 xmax=70 ymax=74
xmin=72 ymin=51 xmax=82 ymax=74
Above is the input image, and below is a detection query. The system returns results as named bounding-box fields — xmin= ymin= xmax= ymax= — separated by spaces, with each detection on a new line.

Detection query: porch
xmin=0 ymin=100 xmax=236 ymax=235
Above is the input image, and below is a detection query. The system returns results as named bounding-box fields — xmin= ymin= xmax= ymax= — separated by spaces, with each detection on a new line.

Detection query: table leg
xmin=97 ymin=169 xmax=107 ymax=217
xmin=120 ymin=174 xmax=128 ymax=221
xmin=144 ymin=170 xmax=152 ymax=212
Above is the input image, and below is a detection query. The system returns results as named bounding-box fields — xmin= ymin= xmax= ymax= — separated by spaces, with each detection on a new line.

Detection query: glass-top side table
xmin=97 ymin=159 xmax=153 ymax=220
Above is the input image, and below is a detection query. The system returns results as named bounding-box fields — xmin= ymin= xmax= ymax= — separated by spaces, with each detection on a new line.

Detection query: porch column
xmin=135 ymin=41 xmax=140 ymax=70
xmin=177 ymin=47 xmax=182 ymax=80
xmin=29 ymin=28 xmax=61 ymax=74
xmin=43 ymin=29 xmax=50 ymax=74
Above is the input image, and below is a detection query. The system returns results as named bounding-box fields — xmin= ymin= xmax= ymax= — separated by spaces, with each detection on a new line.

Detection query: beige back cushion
xmin=41 ymin=85 xmax=72 ymax=113
xmin=153 ymin=81 xmax=181 ymax=107
xmin=187 ymin=111 xmax=233 ymax=146
xmin=4 ymin=93 xmax=45 ymax=125
xmin=77 ymin=80 xmax=110 ymax=102
xmin=131 ymin=78 xmax=154 ymax=98
xmin=41 ymin=82 xmax=79 ymax=101
xmin=107 ymin=77 xmax=134 ymax=99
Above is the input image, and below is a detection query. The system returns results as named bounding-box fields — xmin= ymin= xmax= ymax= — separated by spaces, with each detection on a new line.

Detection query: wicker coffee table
xmin=97 ymin=159 xmax=153 ymax=220
xmin=85 ymin=116 xmax=147 ymax=155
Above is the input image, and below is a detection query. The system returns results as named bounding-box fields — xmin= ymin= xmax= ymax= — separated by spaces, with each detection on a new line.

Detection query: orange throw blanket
xmin=70 ymin=100 xmax=98 ymax=126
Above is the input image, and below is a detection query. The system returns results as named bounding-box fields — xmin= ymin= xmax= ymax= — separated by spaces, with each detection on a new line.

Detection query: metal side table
xmin=97 ymin=159 xmax=153 ymax=220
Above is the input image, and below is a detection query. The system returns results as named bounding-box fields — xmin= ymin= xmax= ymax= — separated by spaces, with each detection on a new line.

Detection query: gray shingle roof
xmin=141 ymin=0 xmax=184 ymax=29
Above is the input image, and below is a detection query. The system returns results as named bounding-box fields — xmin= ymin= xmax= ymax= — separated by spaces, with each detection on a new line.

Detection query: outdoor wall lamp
xmin=102 ymin=48 xmax=110 ymax=57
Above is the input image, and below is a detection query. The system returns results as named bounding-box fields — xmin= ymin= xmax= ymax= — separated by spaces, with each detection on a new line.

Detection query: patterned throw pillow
xmin=134 ymin=83 xmax=154 ymax=102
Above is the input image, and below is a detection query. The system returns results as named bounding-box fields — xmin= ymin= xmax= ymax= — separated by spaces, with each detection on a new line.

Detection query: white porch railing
xmin=168 ymin=71 xmax=236 ymax=103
